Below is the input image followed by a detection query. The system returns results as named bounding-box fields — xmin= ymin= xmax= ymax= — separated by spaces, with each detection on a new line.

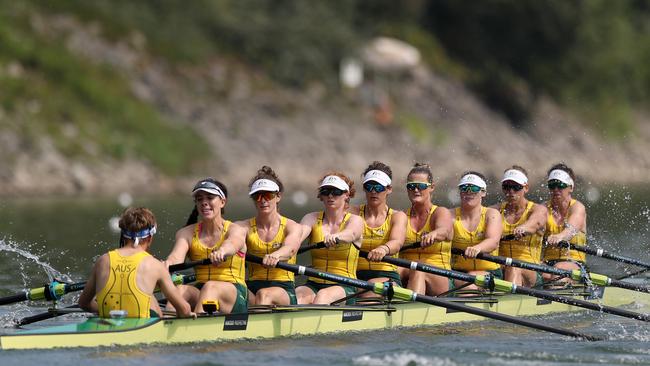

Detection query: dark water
xmin=0 ymin=186 xmax=649 ymax=365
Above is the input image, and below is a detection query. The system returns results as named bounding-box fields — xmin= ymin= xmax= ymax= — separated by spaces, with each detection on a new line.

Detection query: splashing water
xmin=0 ymin=238 xmax=73 ymax=285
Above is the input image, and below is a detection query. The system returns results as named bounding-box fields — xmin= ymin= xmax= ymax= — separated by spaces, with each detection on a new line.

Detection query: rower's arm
xmin=298 ymin=212 xmax=318 ymax=242
xmin=557 ymin=200 xmax=587 ymax=241
xmin=156 ymin=262 xmax=193 ymax=318
xmin=383 ymin=210 xmax=406 ymax=254
xmin=517 ymin=203 xmax=547 ymax=235
xmin=335 ymin=214 xmax=364 ymax=246
xmin=78 ymin=255 xmax=105 ymax=314
xmin=213 ymin=222 xmax=247 ymax=261
xmin=429 ymin=207 xmax=454 ymax=241
xmin=271 ymin=219 xmax=302 ymax=260
xmin=164 ymin=227 xmax=192 ymax=266
xmin=473 ymin=208 xmax=502 ymax=253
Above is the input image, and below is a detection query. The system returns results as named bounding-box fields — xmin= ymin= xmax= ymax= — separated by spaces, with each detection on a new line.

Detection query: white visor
xmin=249 ymin=179 xmax=280 ymax=196
xmin=191 ymin=181 xmax=225 ymax=199
xmin=458 ymin=174 xmax=487 ymax=189
xmin=501 ymin=169 xmax=528 ymax=185
xmin=548 ymin=169 xmax=574 ymax=186
xmin=362 ymin=170 xmax=392 ymax=186
xmin=319 ymin=175 xmax=350 ymax=191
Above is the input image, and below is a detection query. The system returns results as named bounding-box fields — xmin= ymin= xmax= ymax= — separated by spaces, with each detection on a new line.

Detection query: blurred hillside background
xmin=2 ymin=0 xmax=650 ymax=197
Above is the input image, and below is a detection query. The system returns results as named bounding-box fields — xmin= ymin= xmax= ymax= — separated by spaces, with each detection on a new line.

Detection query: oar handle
xmin=168 ymin=259 xmax=211 ymax=272
xmin=559 ymin=241 xmax=650 ymax=269
xmin=297 ymin=241 xmax=335 ymax=254
xmin=399 ymin=242 xmax=422 ymax=252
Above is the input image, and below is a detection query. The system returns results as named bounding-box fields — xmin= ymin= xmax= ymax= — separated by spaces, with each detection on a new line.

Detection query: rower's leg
xmin=423 ymin=272 xmax=450 ymax=296
xmin=312 ymin=286 xmax=346 ymax=305
xmin=504 ymin=267 xmax=523 ymax=286
xmin=165 ymin=284 xmax=199 ymax=311
xmin=196 ymin=281 xmax=237 ymax=313
xmin=407 ymin=270 xmax=426 ymax=293
xmin=295 ymin=285 xmax=316 ymax=304
xmin=256 ymin=287 xmax=291 ymax=305
xmin=397 ymin=267 xmax=410 ymax=288
xmin=552 ymin=261 xmax=582 ymax=284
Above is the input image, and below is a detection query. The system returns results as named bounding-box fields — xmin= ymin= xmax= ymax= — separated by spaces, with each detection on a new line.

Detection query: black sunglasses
xmin=502 ymin=182 xmax=524 ymax=191
xmin=319 ymin=187 xmax=346 ymax=196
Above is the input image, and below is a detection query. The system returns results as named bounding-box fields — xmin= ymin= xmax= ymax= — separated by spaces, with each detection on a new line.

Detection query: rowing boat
xmin=2 ymin=282 xmax=649 ymax=350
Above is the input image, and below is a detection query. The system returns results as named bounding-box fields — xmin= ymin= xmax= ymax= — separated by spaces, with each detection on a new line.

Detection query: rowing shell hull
xmin=2 ymin=285 xmax=649 ymax=350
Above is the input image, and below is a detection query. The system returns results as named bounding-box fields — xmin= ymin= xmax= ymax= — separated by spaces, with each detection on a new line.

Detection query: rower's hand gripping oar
xmin=373 ymin=250 xmax=650 ymax=322
xmin=558 ymin=241 xmax=650 ymax=269
xmin=450 ymin=247 xmax=650 ymax=294
xmin=245 ymin=253 xmax=600 ymax=340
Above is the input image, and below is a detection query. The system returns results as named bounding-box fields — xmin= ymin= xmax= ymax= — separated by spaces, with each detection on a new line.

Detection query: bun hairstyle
xmin=547 ymin=162 xmax=575 ymax=181
xmin=186 ymin=178 xmax=229 ymax=226
xmin=408 ymin=162 xmax=433 ymax=184
xmin=249 ymin=165 xmax=284 ymax=193
xmin=317 ymin=172 xmax=356 ymax=199
xmin=362 ymin=161 xmax=393 ymax=181
xmin=118 ymin=207 xmax=156 ymax=247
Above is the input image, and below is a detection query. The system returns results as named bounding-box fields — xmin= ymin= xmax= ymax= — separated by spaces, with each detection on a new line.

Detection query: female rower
xmin=542 ymin=163 xmax=587 ymax=278
xmin=296 ymin=173 xmax=364 ymax=305
xmin=349 ymin=161 xmax=406 ymax=294
xmin=451 ymin=171 xmax=503 ymax=291
xmin=240 ymin=166 xmax=302 ymax=305
xmin=164 ymin=178 xmax=248 ymax=314
xmin=398 ymin=163 xmax=453 ymax=295
xmin=493 ymin=166 xmax=546 ymax=287
xmin=79 ymin=207 xmax=193 ymax=318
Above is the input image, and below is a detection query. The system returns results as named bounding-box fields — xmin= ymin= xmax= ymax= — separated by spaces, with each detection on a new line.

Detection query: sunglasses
xmin=406 ymin=182 xmax=431 ymax=191
xmin=319 ymin=187 xmax=346 ymax=197
xmin=459 ymin=184 xmax=482 ymax=193
xmin=363 ymin=182 xmax=387 ymax=193
xmin=252 ymin=191 xmax=278 ymax=202
xmin=501 ymin=182 xmax=524 ymax=191
xmin=547 ymin=180 xmax=569 ymax=190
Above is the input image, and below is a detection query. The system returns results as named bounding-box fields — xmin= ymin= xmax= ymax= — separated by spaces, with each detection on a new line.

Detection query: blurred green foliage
xmin=0 ymin=2 xmax=210 ymax=174
xmin=3 ymin=0 xmax=650 ymax=146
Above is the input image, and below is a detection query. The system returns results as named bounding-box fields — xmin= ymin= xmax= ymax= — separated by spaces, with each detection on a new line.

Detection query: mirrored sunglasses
xmin=252 ymin=191 xmax=278 ymax=202
xmin=363 ymin=182 xmax=387 ymax=193
xmin=406 ymin=182 xmax=431 ymax=191
xmin=459 ymin=184 xmax=482 ymax=193
xmin=547 ymin=180 xmax=569 ymax=190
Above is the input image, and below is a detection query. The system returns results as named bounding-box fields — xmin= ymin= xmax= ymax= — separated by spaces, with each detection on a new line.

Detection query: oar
xmin=0 ymin=281 xmax=87 ymax=306
xmin=297 ymin=241 xmax=326 ymax=254
xmin=399 ymin=242 xmax=422 ymax=252
xmin=16 ymin=272 xmax=198 ymax=326
xmin=558 ymin=241 xmax=650 ymax=269
xmin=450 ymin=248 xmax=650 ymax=294
xmin=368 ymin=251 xmax=650 ymax=322
xmin=2 ymin=258 xmax=205 ymax=308
xmin=245 ymin=253 xmax=599 ymax=340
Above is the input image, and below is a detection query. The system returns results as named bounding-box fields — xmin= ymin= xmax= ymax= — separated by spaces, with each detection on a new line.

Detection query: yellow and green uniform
xmin=189 ymin=221 xmax=248 ymax=312
xmin=309 ymin=212 xmax=359 ymax=285
xmin=97 ymin=250 xmax=152 ymax=318
xmin=452 ymin=207 xmax=500 ymax=272
xmin=401 ymin=206 xmax=452 ymax=270
xmin=357 ymin=205 xmax=399 ymax=272
xmin=543 ymin=200 xmax=587 ymax=263
xmin=246 ymin=216 xmax=296 ymax=282
xmin=246 ymin=216 xmax=297 ymax=304
xmin=499 ymin=201 xmax=543 ymax=263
